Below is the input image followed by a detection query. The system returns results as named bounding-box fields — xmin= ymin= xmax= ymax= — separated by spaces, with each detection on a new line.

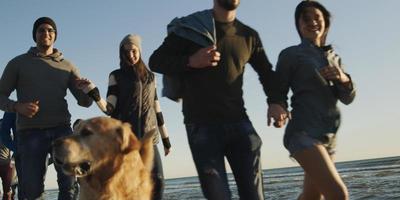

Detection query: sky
xmin=1 ymin=0 xmax=399 ymax=189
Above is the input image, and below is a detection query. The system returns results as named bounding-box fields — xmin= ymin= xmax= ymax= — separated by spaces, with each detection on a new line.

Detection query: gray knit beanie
xmin=119 ymin=34 xmax=142 ymax=53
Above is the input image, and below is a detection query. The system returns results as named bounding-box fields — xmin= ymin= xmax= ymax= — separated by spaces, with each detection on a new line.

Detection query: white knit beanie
xmin=119 ymin=34 xmax=142 ymax=53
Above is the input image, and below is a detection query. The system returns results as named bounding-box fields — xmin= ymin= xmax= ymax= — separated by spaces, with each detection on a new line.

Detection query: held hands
xmin=15 ymin=100 xmax=40 ymax=118
xmin=75 ymin=78 xmax=92 ymax=91
xmin=267 ymin=104 xmax=291 ymax=128
xmin=76 ymin=78 xmax=109 ymax=113
xmin=319 ymin=65 xmax=350 ymax=83
xmin=188 ymin=45 xmax=221 ymax=68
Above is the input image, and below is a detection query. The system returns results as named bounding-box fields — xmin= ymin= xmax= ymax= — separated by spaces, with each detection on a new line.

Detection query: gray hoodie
xmin=0 ymin=47 xmax=93 ymax=130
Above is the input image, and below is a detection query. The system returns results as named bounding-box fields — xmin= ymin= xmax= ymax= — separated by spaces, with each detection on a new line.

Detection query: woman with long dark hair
xmin=271 ymin=1 xmax=356 ymax=199
xmin=106 ymin=34 xmax=171 ymax=200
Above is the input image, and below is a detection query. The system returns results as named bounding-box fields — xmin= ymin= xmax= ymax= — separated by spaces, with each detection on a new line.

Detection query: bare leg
xmin=298 ymin=172 xmax=323 ymax=200
xmin=294 ymin=145 xmax=348 ymax=200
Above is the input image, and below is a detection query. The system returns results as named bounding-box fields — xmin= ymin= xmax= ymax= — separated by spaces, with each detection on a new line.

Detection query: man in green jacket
xmin=149 ymin=0 xmax=283 ymax=199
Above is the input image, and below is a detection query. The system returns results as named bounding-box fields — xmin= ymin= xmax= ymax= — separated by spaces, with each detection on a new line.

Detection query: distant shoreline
xmin=165 ymin=155 xmax=400 ymax=181
xmin=45 ymin=155 xmax=400 ymax=190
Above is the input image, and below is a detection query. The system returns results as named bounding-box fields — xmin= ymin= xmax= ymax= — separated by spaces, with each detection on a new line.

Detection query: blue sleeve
xmin=0 ymin=112 xmax=16 ymax=152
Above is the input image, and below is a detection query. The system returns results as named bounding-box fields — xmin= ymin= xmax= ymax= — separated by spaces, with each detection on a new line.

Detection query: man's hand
xmin=267 ymin=104 xmax=290 ymax=128
xmin=319 ymin=65 xmax=350 ymax=83
xmin=187 ymin=45 xmax=221 ymax=68
xmin=75 ymin=78 xmax=92 ymax=90
xmin=15 ymin=101 xmax=40 ymax=118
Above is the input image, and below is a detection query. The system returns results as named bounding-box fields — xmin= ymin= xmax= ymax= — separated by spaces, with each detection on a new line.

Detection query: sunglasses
xmin=37 ymin=28 xmax=56 ymax=33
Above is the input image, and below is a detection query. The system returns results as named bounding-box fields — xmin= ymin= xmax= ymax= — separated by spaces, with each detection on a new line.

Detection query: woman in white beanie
xmin=105 ymin=34 xmax=172 ymax=200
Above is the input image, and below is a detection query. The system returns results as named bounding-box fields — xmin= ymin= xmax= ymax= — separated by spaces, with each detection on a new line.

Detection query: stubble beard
xmin=217 ymin=0 xmax=239 ymax=11
xmin=36 ymin=42 xmax=53 ymax=52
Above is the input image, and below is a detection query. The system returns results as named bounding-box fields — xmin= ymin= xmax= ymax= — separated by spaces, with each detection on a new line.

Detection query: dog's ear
xmin=72 ymin=119 xmax=83 ymax=132
xmin=116 ymin=123 xmax=140 ymax=154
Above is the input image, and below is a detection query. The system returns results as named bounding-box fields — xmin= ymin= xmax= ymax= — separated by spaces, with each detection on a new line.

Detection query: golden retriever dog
xmin=52 ymin=117 xmax=154 ymax=200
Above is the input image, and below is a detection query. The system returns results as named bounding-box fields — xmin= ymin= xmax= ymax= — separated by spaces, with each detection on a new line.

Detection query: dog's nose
xmin=80 ymin=162 xmax=91 ymax=172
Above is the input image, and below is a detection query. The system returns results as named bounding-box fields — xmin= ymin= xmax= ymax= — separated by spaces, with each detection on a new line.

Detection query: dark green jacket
xmin=150 ymin=19 xmax=276 ymax=124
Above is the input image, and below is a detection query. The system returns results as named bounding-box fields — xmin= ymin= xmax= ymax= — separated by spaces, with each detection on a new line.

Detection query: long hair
xmin=295 ymin=0 xmax=331 ymax=45
xmin=119 ymin=46 xmax=149 ymax=82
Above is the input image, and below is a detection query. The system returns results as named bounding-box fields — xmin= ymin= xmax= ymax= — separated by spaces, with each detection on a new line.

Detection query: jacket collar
xmin=300 ymin=38 xmax=333 ymax=52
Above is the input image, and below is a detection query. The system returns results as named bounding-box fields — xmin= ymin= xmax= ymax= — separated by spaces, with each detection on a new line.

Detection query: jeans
xmin=152 ymin=145 xmax=164 ymax=200
xmin=10 ymin=136 xmax=23 ymax=200
xmin=185 ymin=120 xmax=264 ymax=200
xmin=0 ymin=162 xmax=13 ymax=200
xmin=17 ymin=125 xmax=76 ymax=200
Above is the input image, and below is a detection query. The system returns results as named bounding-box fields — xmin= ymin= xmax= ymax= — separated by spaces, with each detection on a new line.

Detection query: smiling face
xmin=35 ymin=23 xmax=56 ymax=48
xmin=123 ymin=44 xmax=140 ymax=66
xmin=298 ymin=7 xmax=326 ymax=45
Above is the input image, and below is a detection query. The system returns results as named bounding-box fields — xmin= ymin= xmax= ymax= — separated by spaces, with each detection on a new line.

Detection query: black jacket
xmin=149 ymin=20 xmax=276 ymax=124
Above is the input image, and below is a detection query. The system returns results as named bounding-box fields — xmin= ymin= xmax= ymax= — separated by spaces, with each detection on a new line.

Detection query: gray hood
xmin=28 ymin=47 xmax=64 ymax=62
xmin=167 ymin=9 xmax=216 ymax=47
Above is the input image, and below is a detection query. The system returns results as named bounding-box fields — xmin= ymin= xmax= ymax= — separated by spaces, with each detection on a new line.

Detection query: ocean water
xmin=43 ymin=156 xmax=400 ymax=199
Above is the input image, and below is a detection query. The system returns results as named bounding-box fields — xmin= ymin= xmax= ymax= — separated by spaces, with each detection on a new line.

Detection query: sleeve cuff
xmin=8 ymin=101 xmax=17 ymax=113
xmin=162 ymin=138 xmax=171 ymax=149
xmin=336 ymin=73 xmax=355 ymax=92
xmin=267 ymin=98 xmax=288 ymax=109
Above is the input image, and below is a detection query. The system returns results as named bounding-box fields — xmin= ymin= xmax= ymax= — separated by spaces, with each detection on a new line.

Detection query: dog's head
xmin=52 ymin=117 xmax=140 ymax=177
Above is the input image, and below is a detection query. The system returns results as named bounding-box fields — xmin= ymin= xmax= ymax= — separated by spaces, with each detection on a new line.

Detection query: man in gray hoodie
xmin=0 ymin=17 xmax=93 ymax=200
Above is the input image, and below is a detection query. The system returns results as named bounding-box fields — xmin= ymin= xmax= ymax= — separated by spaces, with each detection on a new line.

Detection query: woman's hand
xmin=319 ymin=65 xmax=350 ymax=83
xmin=267 ymin=104 xmax=291 ymax=128
xmin=164 ymin=147 xmax=171 ymax=156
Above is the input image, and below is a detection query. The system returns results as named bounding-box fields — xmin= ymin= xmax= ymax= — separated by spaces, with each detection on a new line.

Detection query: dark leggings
xmin=0 ymin=162 xmax=13 ymax=200
xmin=152 ymin=145 xmax=164 ymax=200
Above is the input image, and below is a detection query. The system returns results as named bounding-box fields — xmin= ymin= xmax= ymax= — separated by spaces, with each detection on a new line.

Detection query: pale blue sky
xmin=1 ymin=1 xmax=399 ymax=189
